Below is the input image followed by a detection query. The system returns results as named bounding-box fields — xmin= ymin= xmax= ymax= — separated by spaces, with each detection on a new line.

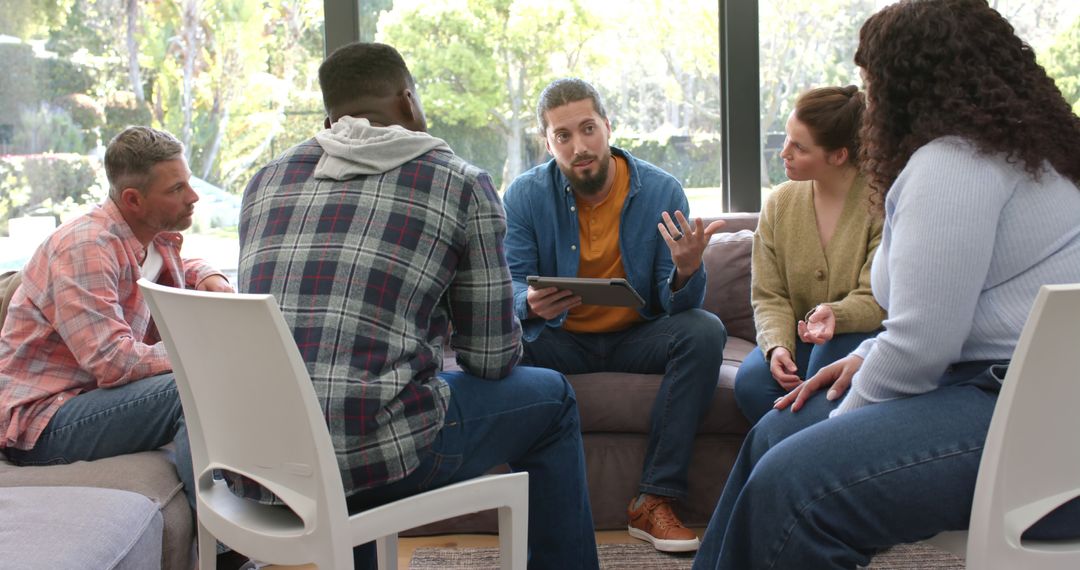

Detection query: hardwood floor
xmin=263 ymin=529 xmax=705 ymax=569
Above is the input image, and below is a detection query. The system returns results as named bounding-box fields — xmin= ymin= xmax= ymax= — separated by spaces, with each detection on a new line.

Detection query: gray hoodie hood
xmin=313 ymin=116 xmax=451 ymax=180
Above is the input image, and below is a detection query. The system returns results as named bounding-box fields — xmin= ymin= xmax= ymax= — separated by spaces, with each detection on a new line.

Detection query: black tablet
xmin=526 ymin=276 xmax=645 ymax=308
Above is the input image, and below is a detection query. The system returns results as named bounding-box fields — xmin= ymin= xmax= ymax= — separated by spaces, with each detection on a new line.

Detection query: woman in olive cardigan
xmin=734 ymin=86 xmax=886 ymax=423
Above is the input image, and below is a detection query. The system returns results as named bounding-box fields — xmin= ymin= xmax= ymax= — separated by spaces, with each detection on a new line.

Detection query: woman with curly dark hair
xmin=693 ymin=1 xmax=1080 ymax=568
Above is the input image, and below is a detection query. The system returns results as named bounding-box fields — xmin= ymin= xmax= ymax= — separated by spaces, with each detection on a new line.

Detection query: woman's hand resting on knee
xmin=768 ymin=347 xmax=802 ymax=391
xmin=773 ymin=354 xmax=864 ymax=412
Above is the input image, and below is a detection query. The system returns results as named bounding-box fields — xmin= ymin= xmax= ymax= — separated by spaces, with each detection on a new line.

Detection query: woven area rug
xmin=409 ymin=541 xmax=965 ymax=569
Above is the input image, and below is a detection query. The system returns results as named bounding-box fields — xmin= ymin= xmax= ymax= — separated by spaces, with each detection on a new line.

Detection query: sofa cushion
xmin=0 ymin=449 xmax=193 ymax=570
xmin=704 ymin=212 xmax=759 ymax=235
xmin=569 ymin=337 xmax=753 ymax=437
xmin=0 ymin=486 xmax=163 ymax=569
xmin=702 ymin=229 xmax=755 ymax=342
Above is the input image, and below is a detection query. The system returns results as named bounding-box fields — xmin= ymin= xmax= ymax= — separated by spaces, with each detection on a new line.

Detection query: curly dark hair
xmin=855 ymin=0 xmax=1080 ymax=203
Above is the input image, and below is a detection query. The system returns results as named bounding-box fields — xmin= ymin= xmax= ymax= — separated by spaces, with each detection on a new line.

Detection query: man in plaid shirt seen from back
xmin=237 ymin=42 xmax=599 ymax=569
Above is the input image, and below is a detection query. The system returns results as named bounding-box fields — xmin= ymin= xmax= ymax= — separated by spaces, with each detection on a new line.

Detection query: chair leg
xmin=377 ymin=534 xmax=399 ymax=570
xmin=498 ymin=504 xmax=528 ymax=570
xmin=198 ymin=522 xmax=217 ymax=570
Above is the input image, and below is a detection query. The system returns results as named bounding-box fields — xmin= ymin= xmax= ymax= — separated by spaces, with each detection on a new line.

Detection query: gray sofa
xmin=0 ymin=211 xmax=759 ymax=556
xmin=0 ymin=270 xmax=195 ymax=570
xmin=1 ymin=479 xmax=169 ymax=569
xmin=414 ymin=212 xmax=760 ymax=533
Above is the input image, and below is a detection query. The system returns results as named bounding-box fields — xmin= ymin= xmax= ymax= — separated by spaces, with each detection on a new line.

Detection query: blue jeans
xmin=4 ymin=373 xmax=194 ymax=512
xmin=693 ymin=360 xmax=1080 ymax=570
xmin=521 ymin=308 xmax=726 ymax=499
xmin=346 ymin=366 xmax=599 ymax=570
xmin=734 ymin=332 xmax=878 ymax=424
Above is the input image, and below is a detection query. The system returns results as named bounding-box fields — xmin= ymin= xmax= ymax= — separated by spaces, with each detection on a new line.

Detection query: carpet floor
xmin=408 ymin=541 xmax=965 ymax=569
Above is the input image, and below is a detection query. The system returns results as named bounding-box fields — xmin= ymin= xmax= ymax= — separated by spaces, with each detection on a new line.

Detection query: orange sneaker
xmin=627 ymin=494 xmax=701 ymax=552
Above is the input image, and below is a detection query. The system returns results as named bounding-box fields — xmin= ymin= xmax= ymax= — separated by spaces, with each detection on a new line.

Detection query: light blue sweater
xmin=837 ymin=137 xmax=1080 ymax=415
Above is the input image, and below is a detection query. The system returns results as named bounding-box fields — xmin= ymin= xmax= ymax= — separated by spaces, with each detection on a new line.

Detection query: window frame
xmin=322 ymin=0 xmax=761 ymax=212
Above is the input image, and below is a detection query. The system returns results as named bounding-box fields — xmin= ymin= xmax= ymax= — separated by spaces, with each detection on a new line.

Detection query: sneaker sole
xmin=627 ymin=525 xmax=701 ymax=553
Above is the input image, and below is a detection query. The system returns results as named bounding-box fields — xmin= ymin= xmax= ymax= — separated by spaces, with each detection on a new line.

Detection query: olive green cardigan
xmin=751 ymin=177 xmax=887 ymax=357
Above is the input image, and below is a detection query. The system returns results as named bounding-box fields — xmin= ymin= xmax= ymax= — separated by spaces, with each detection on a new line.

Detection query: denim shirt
xmin=504 ymin=146 xmax=707 ymax=341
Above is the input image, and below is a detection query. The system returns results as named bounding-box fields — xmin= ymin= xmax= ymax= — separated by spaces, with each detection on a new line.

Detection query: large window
xmin=758 ymin=0 xmax=1080 ymax=202
xmin=2 ymin=0 xmax=1078 ymax=274
xmin=0 ymin=0 xmax=326 ymax=273
xmin=371 ymin=0 xmax=724 ymax=213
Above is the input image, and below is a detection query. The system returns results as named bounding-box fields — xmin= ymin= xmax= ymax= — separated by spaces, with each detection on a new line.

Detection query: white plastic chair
xmin=137 ymin=279 xmax=528 ymax=570
xmin=924 ymin=283 xmax=1080 ymax=569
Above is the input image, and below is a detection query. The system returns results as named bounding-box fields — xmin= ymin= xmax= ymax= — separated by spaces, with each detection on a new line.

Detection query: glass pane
xmin=0 ymin=0 xmax=326 ymax=277
xmin=758 ymin=0 xmax=894 ymax=203
xmin=374 ymin=0 xmax=724 ymax=215
xmin=758 ymin=0 xmax=1080 ymax=204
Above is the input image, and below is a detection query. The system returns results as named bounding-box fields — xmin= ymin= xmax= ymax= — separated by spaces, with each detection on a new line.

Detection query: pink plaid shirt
xmin=0 ymin=200 xmax=220 ymax=450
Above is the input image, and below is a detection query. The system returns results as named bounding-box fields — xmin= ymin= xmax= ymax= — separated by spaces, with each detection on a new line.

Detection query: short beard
xmin=153 ymin=211 xmax=194 ymax=233
xmin=560 ymin=151 xmax=611 ymax=197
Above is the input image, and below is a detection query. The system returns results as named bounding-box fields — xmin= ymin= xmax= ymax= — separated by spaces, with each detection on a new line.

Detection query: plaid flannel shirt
xmin=0 ymin=200 xmax=220 ymax=450
xmin=237 ymin=138 xmax=522 ymax=502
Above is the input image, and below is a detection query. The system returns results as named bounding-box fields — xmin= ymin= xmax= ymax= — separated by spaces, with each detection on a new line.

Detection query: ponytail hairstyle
xmin=794 ymin=85 xmax=866 ymax=166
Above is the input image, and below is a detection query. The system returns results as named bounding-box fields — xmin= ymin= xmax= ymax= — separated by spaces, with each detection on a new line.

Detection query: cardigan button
xmin=815 ymin=269 xmax=826 ymax=280
xmin=571 ymin=245 xmax=577 ymax=250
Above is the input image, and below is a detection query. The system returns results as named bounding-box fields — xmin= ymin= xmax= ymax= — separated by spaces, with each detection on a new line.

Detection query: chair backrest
xmin=137 ymin=279 xmax=348 ymax=527
xmin=967 ymin=283 xmax=1080 ymax=567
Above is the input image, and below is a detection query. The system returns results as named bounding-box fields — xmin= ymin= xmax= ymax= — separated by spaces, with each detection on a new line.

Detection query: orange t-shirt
xmin=564 ymin=155 xmax=643 ymax=333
